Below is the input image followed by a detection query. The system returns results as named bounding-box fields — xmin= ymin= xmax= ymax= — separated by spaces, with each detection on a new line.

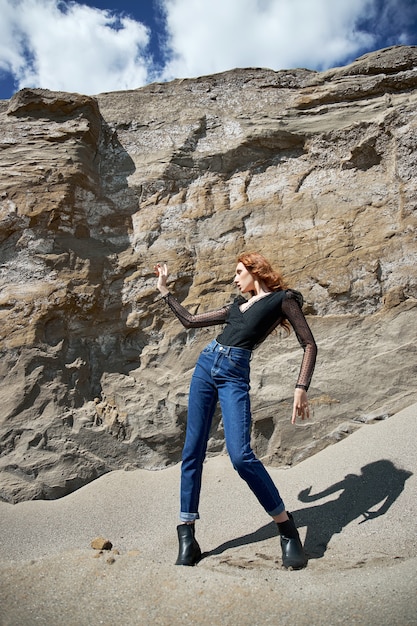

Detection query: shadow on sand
xmin=202 ymin=459 xmax=412 ymax=561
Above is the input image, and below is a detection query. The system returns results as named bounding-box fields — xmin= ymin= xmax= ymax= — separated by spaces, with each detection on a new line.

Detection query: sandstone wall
xmin=0 ymin=46 xmax=416 ymax=502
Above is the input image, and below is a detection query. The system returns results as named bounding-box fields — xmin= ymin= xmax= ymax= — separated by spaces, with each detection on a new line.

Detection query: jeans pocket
xmin=226 ymin=354 xmax=250 ymax=375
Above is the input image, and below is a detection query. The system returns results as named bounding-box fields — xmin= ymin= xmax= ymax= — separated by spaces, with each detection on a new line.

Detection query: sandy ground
xmin=0 ymin=403 xmax=416 ymax=626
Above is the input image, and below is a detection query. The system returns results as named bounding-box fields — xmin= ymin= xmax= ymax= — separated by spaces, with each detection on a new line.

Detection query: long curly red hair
xmin=237 ymin=251 xmax=288 ymax=292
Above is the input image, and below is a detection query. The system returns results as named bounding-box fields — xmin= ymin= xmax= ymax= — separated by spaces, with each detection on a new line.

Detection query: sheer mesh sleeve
xmin=163 ymin=292 xmax=230 ymax=328
xmin=282 ymin=292 xmax=317 ymax=391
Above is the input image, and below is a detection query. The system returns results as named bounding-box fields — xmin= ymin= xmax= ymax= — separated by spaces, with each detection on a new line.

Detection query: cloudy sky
xmin=0 ymin=0 xmax=416 ymax=100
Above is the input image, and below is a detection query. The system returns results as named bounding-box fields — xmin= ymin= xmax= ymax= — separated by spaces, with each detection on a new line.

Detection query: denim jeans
xmin=180 ymin=339 xmax=285 ymax=522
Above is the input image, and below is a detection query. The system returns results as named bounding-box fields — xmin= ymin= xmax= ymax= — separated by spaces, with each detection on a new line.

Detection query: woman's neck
xmin=253 ymin=280 xmax=272 ymax=296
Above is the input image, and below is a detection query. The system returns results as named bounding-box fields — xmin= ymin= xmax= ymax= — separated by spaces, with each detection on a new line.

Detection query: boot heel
xmin=175 ymin=524 xmax=202 ymax=566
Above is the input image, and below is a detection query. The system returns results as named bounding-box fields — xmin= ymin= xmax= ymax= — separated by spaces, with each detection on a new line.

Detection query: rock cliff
xmin=1 ymin=45 xmax=416 ymax=503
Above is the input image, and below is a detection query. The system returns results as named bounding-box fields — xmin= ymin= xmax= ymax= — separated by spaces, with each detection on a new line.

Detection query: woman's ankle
xmin=272 ymin=511 xmax=289 ymax=524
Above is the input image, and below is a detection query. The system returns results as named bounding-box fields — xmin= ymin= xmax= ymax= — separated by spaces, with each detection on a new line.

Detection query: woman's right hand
xmin=154 ymin=263 xmax=169 ymax=296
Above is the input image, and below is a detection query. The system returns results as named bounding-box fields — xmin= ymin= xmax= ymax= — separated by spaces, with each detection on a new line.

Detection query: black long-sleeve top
xmin=163 ymin=289 xmax=317 ymax=391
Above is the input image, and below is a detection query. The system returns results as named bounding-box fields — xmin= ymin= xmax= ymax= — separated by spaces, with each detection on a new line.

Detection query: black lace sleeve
xmin=163 ymin=292 xmax=230 ymax=328
xmin=282 ymin=292 xmax=317 ymax=391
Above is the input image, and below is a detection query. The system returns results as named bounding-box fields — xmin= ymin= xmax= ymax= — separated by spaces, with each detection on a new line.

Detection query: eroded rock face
xmin=1 ymin=46 xmax=416 ymax=502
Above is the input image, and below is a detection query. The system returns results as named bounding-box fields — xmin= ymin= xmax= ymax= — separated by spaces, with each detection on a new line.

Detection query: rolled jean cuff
xmin=180 ymin=512 xmax=200 ymax=522
xmin=267 ymin=503 xmax=286 ymax=517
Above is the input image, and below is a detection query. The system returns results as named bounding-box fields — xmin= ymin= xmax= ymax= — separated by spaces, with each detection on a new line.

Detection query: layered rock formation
xmin=1 ymin=45 xmax=416 ymax=503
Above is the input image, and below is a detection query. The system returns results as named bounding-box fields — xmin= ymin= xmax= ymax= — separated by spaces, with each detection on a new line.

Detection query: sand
xmin=0 ymin=403 xmax=416 ymax=626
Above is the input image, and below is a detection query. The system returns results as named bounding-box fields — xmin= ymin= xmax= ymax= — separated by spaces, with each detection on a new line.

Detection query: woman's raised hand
xmin=154 ymin=263 xmax=169 ymax=296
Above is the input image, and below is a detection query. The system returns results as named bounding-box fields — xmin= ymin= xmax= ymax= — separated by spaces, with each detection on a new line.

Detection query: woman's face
xmin=234 ymin=262 xmax=255 ymax=294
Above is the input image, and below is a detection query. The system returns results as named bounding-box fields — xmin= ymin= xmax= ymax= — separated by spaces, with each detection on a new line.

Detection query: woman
xmin=155 ymin=252 xmax=317 ymax=569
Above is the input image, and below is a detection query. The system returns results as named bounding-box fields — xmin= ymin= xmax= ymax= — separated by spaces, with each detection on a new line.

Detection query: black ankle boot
xmin=175 ymin=524 xmax=202 ymax=566
xmin=277 ymin=512 xmax=307 ymax=570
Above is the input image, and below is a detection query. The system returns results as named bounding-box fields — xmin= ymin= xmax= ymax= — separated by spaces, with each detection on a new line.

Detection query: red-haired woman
xmin=155 ymin=252 xmax=317 ymax=569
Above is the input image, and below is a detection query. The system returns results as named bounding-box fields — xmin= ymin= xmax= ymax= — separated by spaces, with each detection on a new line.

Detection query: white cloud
xmin=0 ymin=0 xmax=152 ymax=94
xmin=0 ymin=0 xmax=28 ymax=75
xmin=0 ymin=0 xmax=413 ymax=97
xmin=160 ymin=0 xmax=377 ymax=80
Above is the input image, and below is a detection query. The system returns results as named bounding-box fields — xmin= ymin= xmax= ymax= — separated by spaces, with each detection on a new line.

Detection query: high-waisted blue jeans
xmin=180 ymin=339 xmax=285 ymax=522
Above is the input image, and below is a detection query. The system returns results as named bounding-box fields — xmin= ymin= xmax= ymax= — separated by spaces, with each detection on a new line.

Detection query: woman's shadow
xmin=203 ymin=459 xmax=412 ymax=561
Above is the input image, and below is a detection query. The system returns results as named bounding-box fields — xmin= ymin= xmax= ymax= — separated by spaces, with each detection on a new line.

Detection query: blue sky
xmin=1 ymin=0 xmax=416 ymax=100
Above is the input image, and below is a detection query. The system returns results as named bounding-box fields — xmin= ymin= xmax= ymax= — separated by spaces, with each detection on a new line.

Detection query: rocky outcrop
xmin=1 ymin=46 xmax=416 ymax=503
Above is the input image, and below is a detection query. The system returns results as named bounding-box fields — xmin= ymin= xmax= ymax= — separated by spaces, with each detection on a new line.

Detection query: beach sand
xmin=1 ymin=403 xmax=416 ymax=626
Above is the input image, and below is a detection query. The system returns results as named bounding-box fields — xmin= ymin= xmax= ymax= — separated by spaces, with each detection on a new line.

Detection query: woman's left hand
xmin=292 ymin=388 xmax=310 ymax=424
